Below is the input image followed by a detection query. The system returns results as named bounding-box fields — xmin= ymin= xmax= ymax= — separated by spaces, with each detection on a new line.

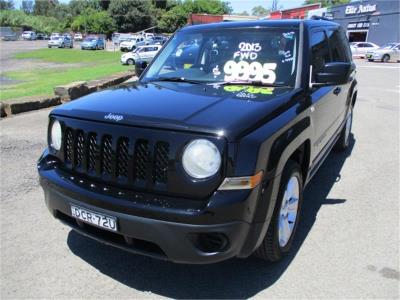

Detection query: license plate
xmin=71 ymin=205 xmax=117 ymax=232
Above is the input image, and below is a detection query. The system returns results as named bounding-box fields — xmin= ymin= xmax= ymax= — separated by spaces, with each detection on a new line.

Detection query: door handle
xmin=333 ymin=86 xmax=342 ymax=95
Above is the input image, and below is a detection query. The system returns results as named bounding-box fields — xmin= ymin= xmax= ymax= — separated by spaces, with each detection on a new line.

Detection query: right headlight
xmin=182 ymin=139 xmax=221 ymax=179
xmin=50 ymin=120 xmax=62 ymax=151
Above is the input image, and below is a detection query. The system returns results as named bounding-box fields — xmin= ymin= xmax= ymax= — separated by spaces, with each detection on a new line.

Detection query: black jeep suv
xmin=38 ymin=19 xmax=357 ymax=264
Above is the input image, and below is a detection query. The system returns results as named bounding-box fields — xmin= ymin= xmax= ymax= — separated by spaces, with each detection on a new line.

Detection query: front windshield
xmin=143 ymin=27 xmax=299 ymax=86
xmin=84 ymin=38 xmax=96 ymax=42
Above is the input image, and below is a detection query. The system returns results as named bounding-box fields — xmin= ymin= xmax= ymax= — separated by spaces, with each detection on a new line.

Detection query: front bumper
xmin=38 ymin=152 xmax=267 ymax=264
xmin=81 ymin=44 xmax=96 ymax=49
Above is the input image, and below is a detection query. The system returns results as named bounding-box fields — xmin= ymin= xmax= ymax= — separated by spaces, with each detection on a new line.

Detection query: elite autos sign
xmin=345 ymin=4 xmax=377 ymax=15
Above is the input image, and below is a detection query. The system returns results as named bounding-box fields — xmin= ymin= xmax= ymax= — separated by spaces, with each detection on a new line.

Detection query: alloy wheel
xmin=278 ymin=176 xmax=300 ymax=247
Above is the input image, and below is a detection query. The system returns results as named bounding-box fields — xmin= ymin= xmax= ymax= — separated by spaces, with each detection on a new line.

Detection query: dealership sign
xmin=345 ymin=4 xmax=377 ymax=15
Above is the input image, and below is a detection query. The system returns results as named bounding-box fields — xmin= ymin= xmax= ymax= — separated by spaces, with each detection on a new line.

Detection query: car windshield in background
xmin=143 ymin=27 xmax=299 ymax=86
xmin=51 ymin=37 xmax=61 ymax=40
xmin=379 ymin=43 xmax=397 ymax=49
xmin=84 ymin=38 xmax=97 ymax=42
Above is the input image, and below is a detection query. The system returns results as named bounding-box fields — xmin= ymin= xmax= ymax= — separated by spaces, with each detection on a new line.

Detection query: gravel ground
xmin=0 ymin=60 xmax=399 ymax=299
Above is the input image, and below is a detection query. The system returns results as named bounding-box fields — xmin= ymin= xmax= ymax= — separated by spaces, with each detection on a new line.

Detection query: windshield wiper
xmin=151 ymin=77 xmax=204 ymax=84
xmin=211 ymin=80 xmax=291 ymax=87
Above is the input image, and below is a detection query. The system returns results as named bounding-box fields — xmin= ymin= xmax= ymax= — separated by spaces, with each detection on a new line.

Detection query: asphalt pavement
xmin=0 ymin=60 xmax=399 ymax=299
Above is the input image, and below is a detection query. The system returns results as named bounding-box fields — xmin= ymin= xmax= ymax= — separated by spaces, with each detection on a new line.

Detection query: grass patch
xmin=1 ymin=48 xmax=128 ymax=101
xmin=14 ymin=48 xmax=121 ymax=64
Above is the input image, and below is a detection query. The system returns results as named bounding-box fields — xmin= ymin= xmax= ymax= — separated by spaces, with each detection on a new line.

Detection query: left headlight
xmin=182 ymin=139 xmax=221 ymax=179
xmin=50 ymin=120 xmax=62 ymax=151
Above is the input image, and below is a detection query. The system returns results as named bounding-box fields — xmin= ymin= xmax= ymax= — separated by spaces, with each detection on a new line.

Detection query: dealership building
xmin=308 ymin=0 xmax=400 ymax=45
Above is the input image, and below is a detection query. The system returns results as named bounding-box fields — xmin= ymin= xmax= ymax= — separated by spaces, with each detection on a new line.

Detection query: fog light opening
xmin=190 ymin=232 xmax=229 ymax=253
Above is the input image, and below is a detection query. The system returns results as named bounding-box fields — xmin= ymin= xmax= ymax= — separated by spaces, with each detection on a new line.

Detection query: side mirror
xmin=313 ymin=62 xmax=354 ymax=86
xmin=135 ymin=60 xmax=148 ymax=76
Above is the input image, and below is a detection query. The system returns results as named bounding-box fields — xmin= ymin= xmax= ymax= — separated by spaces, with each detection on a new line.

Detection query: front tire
xmin=368 ymin=59 xmax=374 ymax=62
xmin=127 ymin=58 xmax=135 ymax=65
xmin=382 ymin=54 xmax=390 ymax=62
xmin=254 ymin=160 xmax=303 ymax=262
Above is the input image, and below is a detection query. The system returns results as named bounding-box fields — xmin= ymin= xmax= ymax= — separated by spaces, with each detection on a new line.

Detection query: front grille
xmin=62 ymin=127 xmax=170 ymax=185
xmin=101 ymin=135 xmax=112 ymax=175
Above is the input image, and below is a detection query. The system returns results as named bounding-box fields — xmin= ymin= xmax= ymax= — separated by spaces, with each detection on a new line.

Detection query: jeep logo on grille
xmin=104 ymin=113 xmax=124 ymax=122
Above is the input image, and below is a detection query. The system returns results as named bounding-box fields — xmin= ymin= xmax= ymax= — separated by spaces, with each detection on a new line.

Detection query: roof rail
xmin=310 ymin=15 xmax=332 ymax=21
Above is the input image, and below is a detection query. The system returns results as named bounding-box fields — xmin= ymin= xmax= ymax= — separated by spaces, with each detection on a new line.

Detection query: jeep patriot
xmin=38 ymin=19 xmax=357 ymax=264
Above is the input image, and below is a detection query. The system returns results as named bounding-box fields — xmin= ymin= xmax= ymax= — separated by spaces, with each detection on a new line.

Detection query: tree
xmin=251 ymin=5 xmax=269 ymax=16
xmin=69 ymin=0 xmax=101 ymax=16
xmin=0 ymin=0 xmax=14 ymax=10
xmin=33 ymin=0 xmax=58 ymax=16
xmin=303 ymin=0 xmax=350 ymax=7
xmin=71 ymin=8 xmax=116 ymax=34
xmin=158 ymin=0 xmax=232 ymax=32
xmin=21 ymin=0 xmax=34 ymax=14
xmin=0 ymin=10 xmax=66 ymax=33
xmin=108 ymin=0 xmax=154 ymax=32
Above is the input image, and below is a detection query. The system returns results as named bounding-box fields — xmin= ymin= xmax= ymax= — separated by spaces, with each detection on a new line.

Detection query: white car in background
xmin=120 ymin=36 xmax=146 ymax=52
xmin=50 ymin=33 xmax=60 ymax=40
xmin=74 ymin=33 xmax=83 ymax=41
xmin=120 ymin=45 xmax=161 ymax=65
xmin=21 ymin=31 xmax=36 ymax=40
xmin=350 ymin=42 xmax=379 ymax=58
xmin=366 ymin=43 xmax=400 ymax=62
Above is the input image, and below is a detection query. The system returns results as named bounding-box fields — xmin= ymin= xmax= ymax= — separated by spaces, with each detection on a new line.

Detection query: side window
xmin=311 ymin=30 xmax=331 ymax=79
xmin=394 ymin=45 xmax=400 ymax=50
xmin=327 ymin=29 xmax=351 ymax=62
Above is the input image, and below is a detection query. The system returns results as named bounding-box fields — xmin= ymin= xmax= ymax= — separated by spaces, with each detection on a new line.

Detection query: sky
xmin=13 ymin=0 xmax=306 ymax=14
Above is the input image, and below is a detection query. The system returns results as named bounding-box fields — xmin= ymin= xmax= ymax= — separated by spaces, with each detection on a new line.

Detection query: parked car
xmin=1 ymin=33 xmax=18 ymax=41
xmin=48 ymin=35 xmax=73 ymax=48
xmin=151 ymin=35 xmax=168 ymax=45
xmin=366 ymin=43 xmax=400 ymax=62
xmin=36 ymin=33 xmax=49 ymax=40
xmin=120 ymin=45 xmax=161 ymax=65
xmin=81 ymin=37 xmax=105 ymax=50
xmin=38 ymin=19 xmax=357 ymax=264
xmin=117 ymin=33 xmax=134 ymax=45
xmin=21 ymin=31 xmax=36 ymax=40
xmin=350 ymin=42 xmax=379 ymax=58
xmin=120 ymin=36 xmax=145 ymax=52
xmin=50 ymin=33 xmax=60 ymax=40
xmin=74 ymin=33 xmax=83 ymax=41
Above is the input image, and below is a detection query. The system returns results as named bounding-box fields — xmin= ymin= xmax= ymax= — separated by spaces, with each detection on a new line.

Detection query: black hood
xmin=51 ymin=81 xmax=299 ymax=141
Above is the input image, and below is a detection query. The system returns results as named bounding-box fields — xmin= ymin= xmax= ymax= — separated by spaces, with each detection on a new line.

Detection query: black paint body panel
xmin=38 ymin=19 xmax=357 ymax=263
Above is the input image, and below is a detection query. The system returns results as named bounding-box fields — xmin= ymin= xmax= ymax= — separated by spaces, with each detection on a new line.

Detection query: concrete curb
xmin=0 ymin=72 xmax=135 ymax=118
